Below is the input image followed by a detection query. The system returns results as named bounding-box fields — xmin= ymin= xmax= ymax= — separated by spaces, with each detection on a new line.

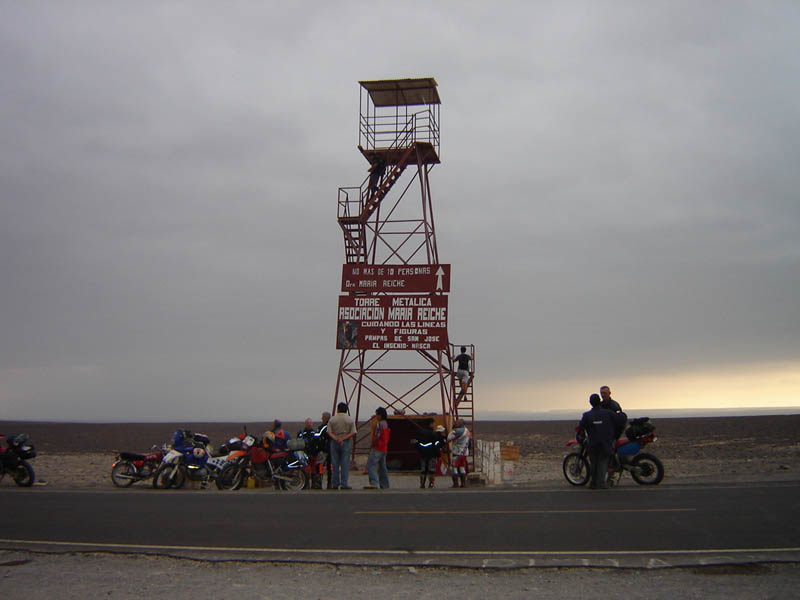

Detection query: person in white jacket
xmin=447 ymin=419 xmax=471 ymax=488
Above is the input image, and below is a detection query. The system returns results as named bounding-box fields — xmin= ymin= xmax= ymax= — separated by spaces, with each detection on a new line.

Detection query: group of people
xmin=280 ymin=403 xmax=472 ymax=491
xmin=409 ymin=417 xmax=471 ymax=489
xmin=364 ymin=409 xmax=471 ymax=490
xmin=578 ymin=385 xmax=626 ymax=489
xmin=291 ymin=402 xmax=361 ymax=490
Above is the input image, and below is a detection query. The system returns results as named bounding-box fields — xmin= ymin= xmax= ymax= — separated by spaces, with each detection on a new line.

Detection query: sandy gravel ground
xmin=1 ymin=551 xmax=799 ymax=600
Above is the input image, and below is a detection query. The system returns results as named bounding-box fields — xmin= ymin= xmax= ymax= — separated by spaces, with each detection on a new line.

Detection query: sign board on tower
xmin=336 ymin=295 xmax=448 ymax=350
xmin=341 ymin=264 xmax=450 ymax=293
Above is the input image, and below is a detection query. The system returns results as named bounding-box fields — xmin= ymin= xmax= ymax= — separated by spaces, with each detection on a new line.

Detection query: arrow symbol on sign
xmin=435 ymin=266 xmax=445 ymax=290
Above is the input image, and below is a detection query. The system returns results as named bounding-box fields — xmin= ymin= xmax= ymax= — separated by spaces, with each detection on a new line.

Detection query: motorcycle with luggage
xmin=0 ymin=433 xmax=37 ymax=487
xmin=563 ymin=417 xmax=664 ymax=486
xmin=216 ymin=432 xmax=308 ymax=492
xmin=153 ymin=429 xmax=213 ymax=489
xmin=204 ymin=433 xmax=247 ymax=480
xmin=297 ymin=427 xmax=328 ymax=489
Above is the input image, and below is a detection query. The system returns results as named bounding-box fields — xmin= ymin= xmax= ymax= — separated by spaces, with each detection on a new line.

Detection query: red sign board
xmin=341 ymin=264 xmax=450 ymax=293
xmin=336 ymin=295 xmax=448 ymax=351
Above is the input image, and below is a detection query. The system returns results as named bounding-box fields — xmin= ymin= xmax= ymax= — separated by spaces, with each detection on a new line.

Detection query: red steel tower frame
xmin=333 ymin=78 xmax=475 ymax=468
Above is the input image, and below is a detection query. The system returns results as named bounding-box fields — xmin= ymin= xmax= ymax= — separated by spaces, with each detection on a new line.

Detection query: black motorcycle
xmin=0 ymin=433 xmax=37 ymax=487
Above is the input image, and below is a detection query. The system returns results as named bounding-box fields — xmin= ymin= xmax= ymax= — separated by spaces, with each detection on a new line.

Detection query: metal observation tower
xmin=333 ymin=78 xmax=475 ymax=470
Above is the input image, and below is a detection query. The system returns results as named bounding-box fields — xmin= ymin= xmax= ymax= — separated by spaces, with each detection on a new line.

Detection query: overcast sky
xmin=2 ymin=1 xmax=798 ymax=422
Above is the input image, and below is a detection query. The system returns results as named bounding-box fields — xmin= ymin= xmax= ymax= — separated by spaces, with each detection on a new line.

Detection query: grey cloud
xmin=1 ymin=2 xmax=798 ymax=420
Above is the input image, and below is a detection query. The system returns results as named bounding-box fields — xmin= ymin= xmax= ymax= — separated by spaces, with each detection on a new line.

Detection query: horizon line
xmin=2 ymin=406 xmax=799 ymax=424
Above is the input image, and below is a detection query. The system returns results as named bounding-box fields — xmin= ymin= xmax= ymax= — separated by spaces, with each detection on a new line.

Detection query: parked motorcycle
xmin=563 ymin=417 xmax=664 ymax=486
xmin=297 ymin=428 xmax=327 ymax=489
xmin=216 ymin=433 xmax=308 ymax=492
xmin=0 ymin=433 xmax=37 ymax=487
xmin=110 ymin=445 xmax=165 ymax=488
xmin=205 ymin=434 xmax=246 ymax=480
xmin=153 ymin=430 xmax=213 ymax=489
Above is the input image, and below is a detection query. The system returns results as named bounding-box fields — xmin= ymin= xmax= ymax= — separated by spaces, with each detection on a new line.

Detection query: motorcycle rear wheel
xmin=153 ymin=463 xmax=186 ymax=489
xmin=631 ymin=453 xmax=664 ymax=485
xmin=280 ymin=469 xmax=307 ymax=492
xmin=111 ymin=460 xmax=136 ymax=488
xmin=562 ymin=452 xmax=590 ymax=486
xmin=217 ymin=463 xmax=247 ymax=491
xmin=13 ymin=461 xmax=35 ymax=487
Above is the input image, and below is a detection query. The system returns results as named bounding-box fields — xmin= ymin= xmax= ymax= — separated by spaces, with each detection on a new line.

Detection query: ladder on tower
xmin=338 ymin=217 xmax=365 ymax=264
xmin=338 ymin=143 xmax=418 ymax=264
xmin=450 ymin=343 xmax=476 ymax=473
xmin=359 ymin=144 xmax=416 ymax=222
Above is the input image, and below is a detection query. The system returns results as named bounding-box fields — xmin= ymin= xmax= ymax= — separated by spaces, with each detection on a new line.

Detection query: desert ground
xmin=2 ymin=415 xmax=799 ymax=488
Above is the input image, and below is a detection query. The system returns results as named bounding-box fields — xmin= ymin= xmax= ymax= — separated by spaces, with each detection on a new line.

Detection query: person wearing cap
xmin=579 ymin=394 xmax=625 ymax=489
xmin=413 ymin=418 xmax=445 ymax=489
xmin=364 ymin=407 xmax=391 ymax=489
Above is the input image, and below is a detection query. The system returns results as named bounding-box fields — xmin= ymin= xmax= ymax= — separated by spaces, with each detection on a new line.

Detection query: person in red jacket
xmin=364 ymin=407 xmax=391 ymax=489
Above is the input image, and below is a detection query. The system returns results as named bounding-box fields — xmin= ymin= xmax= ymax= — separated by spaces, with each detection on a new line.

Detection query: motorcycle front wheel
xmin=280 ymin=469 xmax=307 ymax=492
xmin=217 ymin=463 xmax=246 ymax=491
xmin=631 ymin=453 xmax=664 ymax=485
xmin=153 ymin=463 xmax=186 ymax=489
xmin=111 ymin=461 xmax=136 ymax=488
xmin=13 ymin=461 xmax=35 ymax=487
xmin=562 ymin=452 xmax=590 ymax=486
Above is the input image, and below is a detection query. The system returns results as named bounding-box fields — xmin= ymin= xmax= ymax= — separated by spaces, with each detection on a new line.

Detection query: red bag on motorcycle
xmin=250 ymin=447 xmax=270 ymax=464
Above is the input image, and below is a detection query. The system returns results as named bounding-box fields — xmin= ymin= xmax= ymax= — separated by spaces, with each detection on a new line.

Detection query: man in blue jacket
xmin=270 ymin=419 xmax=291 ymax=452
xmin=579 ymin=394 xmax=624 ymax=489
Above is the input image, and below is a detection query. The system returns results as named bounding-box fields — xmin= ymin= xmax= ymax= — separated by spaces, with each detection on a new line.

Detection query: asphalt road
xmin=2 ymin=482 xmax=799 ymax=568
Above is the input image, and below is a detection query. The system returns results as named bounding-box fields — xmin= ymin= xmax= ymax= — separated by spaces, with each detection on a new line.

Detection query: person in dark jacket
xmin=413 ymin=418 xmax=445 ymax=489
xmin=599 ymin=385 xmax=622 ymax=413
xmin=579 ymin=394 xmax=625 ymax=489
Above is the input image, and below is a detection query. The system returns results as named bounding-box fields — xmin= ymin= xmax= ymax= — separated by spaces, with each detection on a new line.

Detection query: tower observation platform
xmin=357 ymin=77 xmax=441 ymax=166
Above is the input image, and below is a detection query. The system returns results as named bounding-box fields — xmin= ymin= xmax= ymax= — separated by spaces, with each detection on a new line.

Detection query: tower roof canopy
xmin=359 ymin=77 xmax=440 ymax=107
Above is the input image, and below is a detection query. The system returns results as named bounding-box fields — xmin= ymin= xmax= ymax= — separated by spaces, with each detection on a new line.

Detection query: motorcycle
xmin=297 ymin=427 xmax=328 ymax=489
xmin=204 ymin=434 xmax=247 ymax=480
xmin=111 ymin=445 xmax=166 ymax=488
xmin=0 ymin=433 xmax=37 ymax=487
xmin=563 ymin=417 xmax=664 ymax=486
xmin=153 ymin=430 xmax=213 ymax=490
xmin=216 ymin=433 xmax=308 ymax=492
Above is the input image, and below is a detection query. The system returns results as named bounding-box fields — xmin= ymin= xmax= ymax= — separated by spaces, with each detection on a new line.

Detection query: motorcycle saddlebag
xmin=250 ymin=447 xmax=270 ymax=464
xmin=625 ymin=417 xmax=655 ymax=440
xmin=617 ymin=441 xmax=640 ymax=457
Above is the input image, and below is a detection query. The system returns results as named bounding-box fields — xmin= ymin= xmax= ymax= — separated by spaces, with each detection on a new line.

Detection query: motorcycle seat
xmin=119 ymin=451 xmax=148 ymax=461
xmin=268 ymin=451 xmax=288 ymax=460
